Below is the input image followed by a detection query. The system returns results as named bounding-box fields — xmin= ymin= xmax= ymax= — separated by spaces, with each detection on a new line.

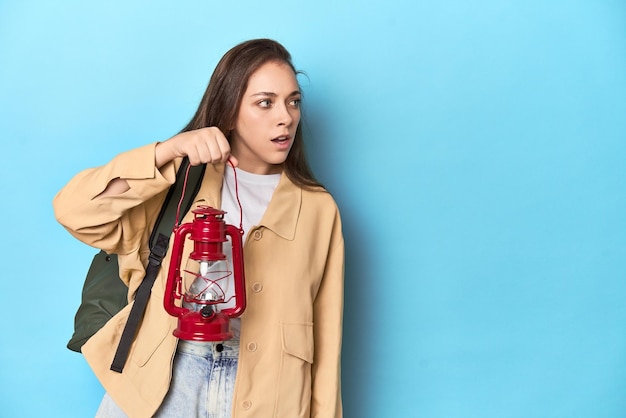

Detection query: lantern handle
xmin=221 ymin=225 xmax=246 ymax=318
xmin=227 ymin=160 xmax=244 ymax=231
xmin=163 ymin=222 xmax=193 ymax=317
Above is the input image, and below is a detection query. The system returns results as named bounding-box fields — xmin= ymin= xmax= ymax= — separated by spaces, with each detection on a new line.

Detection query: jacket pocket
xmin=281 ymin=322 xmax=314 ymax=363
xmin=277 ymin=322 xmax=314 ymax=417
xmin=130 ymin=298 xmax=171 ymax=367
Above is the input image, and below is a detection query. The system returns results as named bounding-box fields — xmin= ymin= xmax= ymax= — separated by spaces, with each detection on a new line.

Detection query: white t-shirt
xmin=221 ymin=165 xmax=281 ymax=241
xmin=219 ymin=165 xmax=280 ymax=336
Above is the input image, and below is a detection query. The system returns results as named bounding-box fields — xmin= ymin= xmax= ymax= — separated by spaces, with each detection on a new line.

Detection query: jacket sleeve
xmin=311 ymin=209 xmax=345 ymax=418
xmin=52 ymin=142 xmax=178 ymax=255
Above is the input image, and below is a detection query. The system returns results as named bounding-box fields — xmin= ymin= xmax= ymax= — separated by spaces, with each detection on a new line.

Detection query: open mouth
xmin=272 ymin=136 xmax=290 ymax=144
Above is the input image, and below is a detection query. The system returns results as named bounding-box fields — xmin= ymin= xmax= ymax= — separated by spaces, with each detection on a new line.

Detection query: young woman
xmin=54 ymin=39 xmax=344 ymax=418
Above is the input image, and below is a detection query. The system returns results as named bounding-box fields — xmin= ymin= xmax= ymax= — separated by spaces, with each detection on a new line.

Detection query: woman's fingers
xmin=176 ymin=127 xmax=232 ymax=166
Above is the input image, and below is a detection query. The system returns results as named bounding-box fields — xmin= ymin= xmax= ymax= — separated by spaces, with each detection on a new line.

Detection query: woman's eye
xmin=289 ymin=98 xmax=301 ymax=108
xmin=258 ymin=99 xmax=272 ymax=108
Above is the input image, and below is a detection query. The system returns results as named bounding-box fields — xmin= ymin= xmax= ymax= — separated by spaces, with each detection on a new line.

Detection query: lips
xmin=271 ymin=135 xmax=292 ymax=151
xmin=271 ymin=135 xmax=290 ymax=143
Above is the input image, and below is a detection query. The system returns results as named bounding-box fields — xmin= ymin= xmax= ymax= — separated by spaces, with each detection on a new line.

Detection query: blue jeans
xmin=95 ymin=339 xmax=239 ymax=418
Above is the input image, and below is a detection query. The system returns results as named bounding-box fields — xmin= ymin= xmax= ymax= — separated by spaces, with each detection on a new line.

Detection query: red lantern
xmin=164 ymin=205 xmax=246 ymax=341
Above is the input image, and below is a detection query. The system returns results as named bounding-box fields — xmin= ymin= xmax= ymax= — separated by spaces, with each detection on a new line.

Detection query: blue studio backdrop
xmin=1 ymin=1 xmax=625 ymax=417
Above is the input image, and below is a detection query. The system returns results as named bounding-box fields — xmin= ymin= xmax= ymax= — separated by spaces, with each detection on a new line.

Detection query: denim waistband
xmin=176 ymin=339 xmax=240 ymax=358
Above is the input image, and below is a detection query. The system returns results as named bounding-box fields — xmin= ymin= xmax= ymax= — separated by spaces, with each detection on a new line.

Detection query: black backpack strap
xmin=110 ymin=158 xmax=205 ymax=373
xmin=110 ymin=234 xmax=168 ymax=372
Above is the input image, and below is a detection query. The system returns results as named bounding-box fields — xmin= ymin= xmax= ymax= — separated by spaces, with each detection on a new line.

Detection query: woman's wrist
xmin=155 ymin=137 xmax=179 ymax=168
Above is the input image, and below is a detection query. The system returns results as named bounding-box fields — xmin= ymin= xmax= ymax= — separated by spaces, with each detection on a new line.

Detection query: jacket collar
xmin=258 ymin=171 xmax=301 ymax=241
xmin=195 ymin=164 xmax=301 ymax=241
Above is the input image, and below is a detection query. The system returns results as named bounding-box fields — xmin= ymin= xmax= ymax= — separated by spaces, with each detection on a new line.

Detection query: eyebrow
xmin=250 ymin=90 xmax=301 ymax=98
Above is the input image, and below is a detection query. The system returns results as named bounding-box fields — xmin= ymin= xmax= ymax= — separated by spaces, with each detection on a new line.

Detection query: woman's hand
xmin=156 ymin=127 xmax=239 ymax=167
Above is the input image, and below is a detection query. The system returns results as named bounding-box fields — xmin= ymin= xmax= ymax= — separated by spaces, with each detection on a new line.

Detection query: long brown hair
xmin=182 ymin=39 xmax=321 ymax=190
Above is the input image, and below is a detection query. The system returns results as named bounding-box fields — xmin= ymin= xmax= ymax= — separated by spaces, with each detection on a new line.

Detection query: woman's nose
xmin=276 ymin=103 xmax=294 ymax=126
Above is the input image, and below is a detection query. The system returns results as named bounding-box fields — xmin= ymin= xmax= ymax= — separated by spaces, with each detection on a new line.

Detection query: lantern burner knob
xmin=201 ymin=305 xmax=215 ymax=319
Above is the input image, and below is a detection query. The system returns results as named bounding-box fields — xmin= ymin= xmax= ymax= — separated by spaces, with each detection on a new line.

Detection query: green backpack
xmin=67 ymin=158 xmax=205 ymax=373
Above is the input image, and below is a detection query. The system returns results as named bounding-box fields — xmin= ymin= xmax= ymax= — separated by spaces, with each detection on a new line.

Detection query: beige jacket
xmin=53 ymin=143 xmax=344 ymax=418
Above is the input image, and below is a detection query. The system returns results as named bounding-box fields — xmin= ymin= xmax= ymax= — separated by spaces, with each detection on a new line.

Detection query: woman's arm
xmin=53 ymin=127 xmax=236 ymax=253
xmin=311 ymin=211 xmax=345 ymax=418
xmin=52 ymin=142 xmax=177 ymax=254
xmin=96 ymin=127 xmax=235 ymax=199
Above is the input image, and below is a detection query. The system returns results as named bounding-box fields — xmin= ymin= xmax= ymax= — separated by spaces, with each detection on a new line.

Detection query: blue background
xmin=1 ymin=1 xmax=625 ymax=417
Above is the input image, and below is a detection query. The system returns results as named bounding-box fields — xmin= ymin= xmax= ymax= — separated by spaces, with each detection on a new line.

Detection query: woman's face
xmin=230 ymin=61 xmax=301 ymax=174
